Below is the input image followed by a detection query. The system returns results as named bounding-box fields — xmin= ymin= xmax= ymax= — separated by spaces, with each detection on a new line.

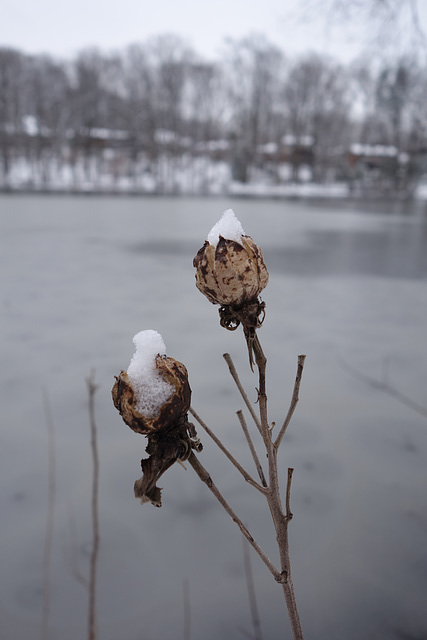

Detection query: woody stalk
xmin=112 ymin=209 xmax=306 ymax=640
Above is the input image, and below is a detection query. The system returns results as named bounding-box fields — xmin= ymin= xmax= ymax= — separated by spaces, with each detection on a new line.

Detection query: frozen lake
xmin=1 ymin=194 xmax=426 ymax=640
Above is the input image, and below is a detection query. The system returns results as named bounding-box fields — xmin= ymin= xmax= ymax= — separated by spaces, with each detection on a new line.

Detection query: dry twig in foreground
xmin=86 ymin=371 xmax=100 ymax=640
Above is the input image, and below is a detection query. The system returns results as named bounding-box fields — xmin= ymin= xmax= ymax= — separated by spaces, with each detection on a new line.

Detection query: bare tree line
xmin=0 ymin=33 xmax=426 ymax=196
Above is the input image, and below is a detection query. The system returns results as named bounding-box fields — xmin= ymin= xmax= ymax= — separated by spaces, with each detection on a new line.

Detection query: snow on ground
xmin=2 ymin=152 xmax=427 ymax=199
xmin=228 ymin=180 xmax=350 ymax=198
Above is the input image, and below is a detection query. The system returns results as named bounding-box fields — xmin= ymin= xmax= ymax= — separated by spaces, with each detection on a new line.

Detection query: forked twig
xmin=227 ymin=337 xmax=305 ymax=640
xmin=236 ymin=410 xmax=267 ymax=487
xmin=275 ymin=355 xmax=306 ymax=449
xmin=197 ymin=343 xmax=305 ymax=639
xmin=223 ymin=353 xmax=262 ymax=433
xmin=189 ymin=407 xmax=266 ymax=493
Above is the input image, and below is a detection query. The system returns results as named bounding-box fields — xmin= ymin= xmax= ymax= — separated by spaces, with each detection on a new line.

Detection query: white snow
xmin=126 ymin=330 xmax=174 ymax=418
xmin=349 ymin=143 xmax=397 ymax=157
xmin=207 ymin=209 xmax=245 ymax=247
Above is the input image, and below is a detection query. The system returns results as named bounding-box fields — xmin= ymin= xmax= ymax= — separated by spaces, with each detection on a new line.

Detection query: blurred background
xmin=1 ymin=2 xmax=427 ymax=640
xmin=1 ymin=0 xmax=427 ymax=197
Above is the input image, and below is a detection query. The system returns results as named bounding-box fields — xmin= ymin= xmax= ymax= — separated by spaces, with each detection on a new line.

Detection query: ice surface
xmin=127 ymin=330 xmax=174 ymax=418
xmin=207 ymin=208 xmax=245 ymax=247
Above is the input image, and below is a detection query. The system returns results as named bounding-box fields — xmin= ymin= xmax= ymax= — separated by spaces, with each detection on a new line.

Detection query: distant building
xmin=345 ymin=143 xmax=411 ymax=194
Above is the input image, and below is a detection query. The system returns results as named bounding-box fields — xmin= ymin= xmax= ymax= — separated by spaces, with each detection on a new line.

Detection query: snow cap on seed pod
xmin=112 ymin=330 xmax=191 ymax=435
xmin=193 ymin=209 xmax=269 ymax=307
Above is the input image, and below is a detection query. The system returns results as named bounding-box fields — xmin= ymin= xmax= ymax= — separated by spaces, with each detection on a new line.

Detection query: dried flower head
xmin=112 ymin=330 xmax=201 ymax=507
xmin=193 ymin=209 xmax=268 ymax=308
xmin=193 ymin=209 xmax=269 ymax=366
xmin=112 ymin=330 xmax=191 ymax=435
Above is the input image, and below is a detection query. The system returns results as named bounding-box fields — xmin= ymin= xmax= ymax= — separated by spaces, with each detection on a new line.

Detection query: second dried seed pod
xmin=112 ymin=330 xmax=201 ymax=507
xmin=112 ymin=330 xmax=191 ymax=435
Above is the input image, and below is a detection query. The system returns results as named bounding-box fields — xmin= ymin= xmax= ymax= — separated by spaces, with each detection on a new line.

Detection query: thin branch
xmin=275 ymin=356 xmax=306 ymax=449
xmin=236 ymin=410 xmax=267 ymax=487
xmin=223 ymin=353 xmax=262 ymax=433
xmin=183 ymin=578 xmax=191 ymax=640
xmin=189 ymin=407 xmax=266 ymax=493
xmin=187 ymin=452 xmax=283 ymax=583
xmin=41 ymin=388 xmax=56 ymax=640
xmin=285 ymin=469 xmax=294 ymax=520
xmin=86 ymin=370 xmax=100 ymax=640
xmin=252 ymin=334 xmax=269 ymax=436
xmin=338 ymin=355 xmax=427 ymax=420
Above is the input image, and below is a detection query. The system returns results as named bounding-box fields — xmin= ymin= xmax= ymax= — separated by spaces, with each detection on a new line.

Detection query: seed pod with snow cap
xmin=193 ymin=209 xmax=268 ymax=308
xmin=112 ymin=330 xmax=191 ymax=435
xmin=193 ymin=209 xmax=269 ymax=366
xmin=112 ymin=330 xmax=201 ymax=507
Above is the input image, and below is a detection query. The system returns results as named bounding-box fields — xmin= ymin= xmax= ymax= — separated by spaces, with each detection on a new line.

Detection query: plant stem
xmin=223 ymin=352 xmax=262 ymax=433
xmin=252 ymin=333 xmax=305 ymax=640
xmin=189 ymin=407 xmax=266 ymax=493
xmin=191 ymin=337 xmax=306 ymax=638
xmin=252 ymin=334 xmax=268 ymax=438
xmin=236 ymin=410 xmax=267 ymax=487
xmin=275 ymin=355 xmax=306 ymax=448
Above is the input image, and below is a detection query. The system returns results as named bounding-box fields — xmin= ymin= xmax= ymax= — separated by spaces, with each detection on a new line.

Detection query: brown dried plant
xmin=112 ymin=210 xmax=306 ymax=640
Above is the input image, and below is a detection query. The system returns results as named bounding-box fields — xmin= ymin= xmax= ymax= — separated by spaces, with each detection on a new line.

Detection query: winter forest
xmin=1 ymin=33 xmax=426 ymax=197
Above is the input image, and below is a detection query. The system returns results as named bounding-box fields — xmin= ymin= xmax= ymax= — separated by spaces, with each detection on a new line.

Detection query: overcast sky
xmin=1 ymin=0 xmax=426 ymax=62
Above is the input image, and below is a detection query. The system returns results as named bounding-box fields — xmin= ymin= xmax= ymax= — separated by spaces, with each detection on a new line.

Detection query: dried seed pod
xmin=193 ymin=234 xmax=269 ymax=307
xmin=112 ymin=330 xmax=202 ymax=507
xmin=112 ymin=354 xmax=191 ymax=435
xmin=193 ymin=210 xmax=269 ymax=368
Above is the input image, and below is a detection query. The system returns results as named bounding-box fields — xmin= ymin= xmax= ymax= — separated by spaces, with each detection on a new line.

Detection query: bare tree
xmin=222 ymin=34 xmax=285 ymax=182
xmin=350 ymin=60 xmax=386 ymax=144
xmin=184 ymin=60 xmax=222 ymax=144
xmin=376 ymin=61 xmax=410 ymax=149
xmin=68 ymin=49 xmax=115 ymax=182
xmin=141 ymin=35 xmax=195 ymax=191
xmin=1 ymin=29 xmax=426 ymax=195
xmin=115 ymin=44 xmax=158 ymax=183
xmin=282 ymin=53 xmax=351 ymax=181
xmin=0 ymin=48 xmax=27 ymax=184
xmin=182 ymin=59 xmax=224 ymax=191
xmin=25 ymin=55 xmax=71 ymax=184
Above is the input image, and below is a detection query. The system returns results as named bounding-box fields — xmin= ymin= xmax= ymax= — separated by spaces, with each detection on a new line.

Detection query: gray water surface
xmin=1 ymin=194 xmax=426 ymax=640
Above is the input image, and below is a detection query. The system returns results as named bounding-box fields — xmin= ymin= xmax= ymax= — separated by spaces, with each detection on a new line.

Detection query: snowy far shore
xmin=1 ymin=182 xmax=426 ymax=200
xmin=1 ymin=155 xmax=425 ymax=200
xmin=0 ymin=181 xmax=350 ymax=199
